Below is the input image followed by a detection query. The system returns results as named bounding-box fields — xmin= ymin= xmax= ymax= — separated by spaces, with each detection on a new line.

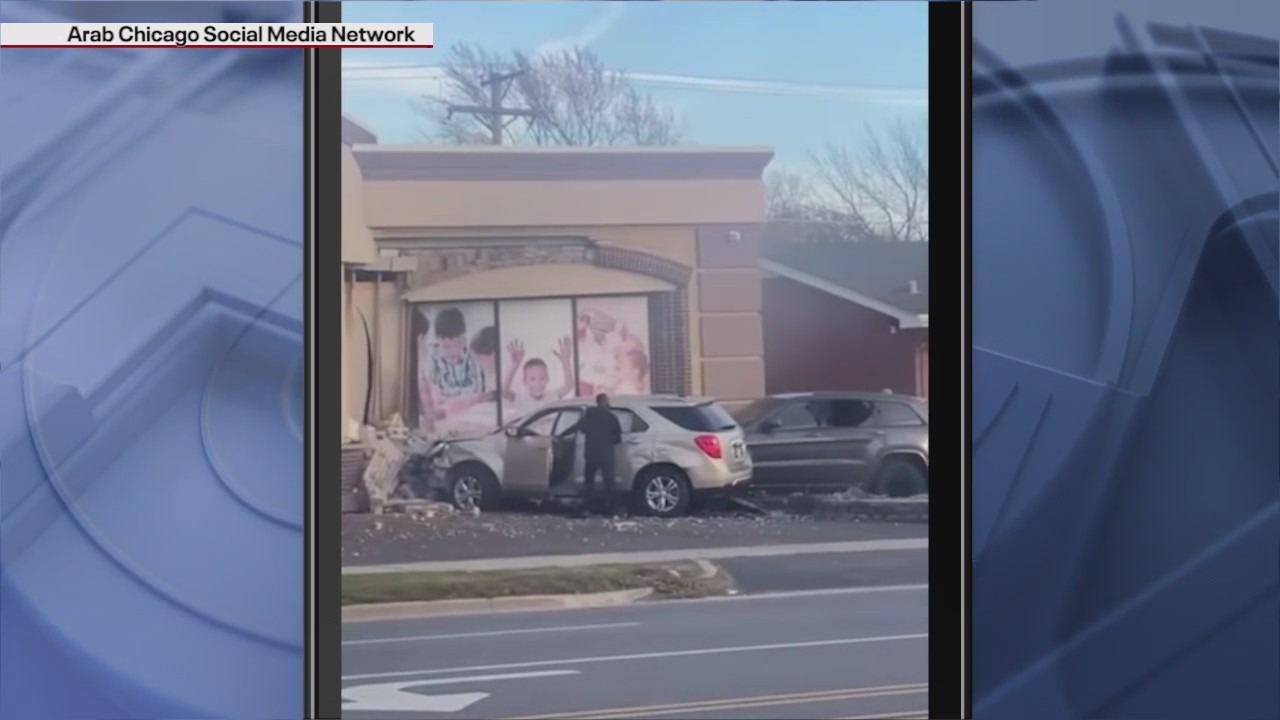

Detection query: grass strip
xmin=343 ymin=561 xmax=733 ymax=605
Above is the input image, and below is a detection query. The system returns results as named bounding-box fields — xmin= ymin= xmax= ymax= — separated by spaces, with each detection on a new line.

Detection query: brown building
xmin=340 ymin=115 xmax=774 ymax=442
xmin=760 ymin=233 xmax=929 ymax=398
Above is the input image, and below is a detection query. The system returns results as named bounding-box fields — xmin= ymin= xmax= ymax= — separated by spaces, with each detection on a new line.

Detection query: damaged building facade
xmin=340 ymin=116 xmax=773 ymax=449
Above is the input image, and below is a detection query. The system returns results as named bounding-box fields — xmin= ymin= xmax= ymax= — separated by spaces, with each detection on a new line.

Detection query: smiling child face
xmin=524 ymin=363 xmax=551 ymax=398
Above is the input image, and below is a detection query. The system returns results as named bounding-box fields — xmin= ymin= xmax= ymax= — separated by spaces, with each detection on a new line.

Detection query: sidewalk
xmin=342 ymin=537 xmax=928 ymax=575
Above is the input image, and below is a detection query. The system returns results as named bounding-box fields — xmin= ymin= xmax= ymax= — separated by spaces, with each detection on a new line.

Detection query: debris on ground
xmin=729 ymin=490 xmax=928 ymax=523
xmin=382 ymin=500 xmax=455 ymax=521
xmin=785 ymin=491 xmax=928 ymax=522
xmin=342 ymin=505 xmax=926 ymax=566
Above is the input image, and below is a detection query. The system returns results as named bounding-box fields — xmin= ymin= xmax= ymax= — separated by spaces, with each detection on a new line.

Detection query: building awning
xmin=401 ymin=264 xmax=676 ymax=303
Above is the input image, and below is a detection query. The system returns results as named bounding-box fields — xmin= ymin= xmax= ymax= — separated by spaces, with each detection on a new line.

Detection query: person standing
xmin=575 ymin=394 xmax=624 ymax=516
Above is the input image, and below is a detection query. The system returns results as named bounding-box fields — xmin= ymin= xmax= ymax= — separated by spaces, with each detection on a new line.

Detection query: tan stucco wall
xmin=340 ymin=149 xmax=770 ymax=431
xmin=342 ymin=147 xmax=377 ymax=265
xmin=363 ymin=179 xmax=765 ymax=230
xmin=348 ymin=278 xmax=409 ymax=429
xmin=693 ymin=225 xmax=766 ymax=403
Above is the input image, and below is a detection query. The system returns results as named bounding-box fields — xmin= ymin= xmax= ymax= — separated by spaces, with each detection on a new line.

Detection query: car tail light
xmin=693 ymin=434 xmax=722 ymax=459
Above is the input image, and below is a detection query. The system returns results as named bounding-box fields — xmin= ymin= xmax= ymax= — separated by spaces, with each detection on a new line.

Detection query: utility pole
xmin=446 ymin=69 xmax=539 ymax=145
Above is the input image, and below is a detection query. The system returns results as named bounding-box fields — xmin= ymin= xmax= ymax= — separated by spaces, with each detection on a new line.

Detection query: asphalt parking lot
xmin=343 ymin=508 xmax=928 ymax=567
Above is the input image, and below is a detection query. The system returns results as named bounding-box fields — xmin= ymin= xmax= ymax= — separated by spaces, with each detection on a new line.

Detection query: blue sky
xmin=342 ymin=2 xmax=928 ymax=170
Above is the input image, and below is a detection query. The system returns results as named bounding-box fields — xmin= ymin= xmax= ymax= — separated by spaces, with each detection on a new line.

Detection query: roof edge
xmin=342 ymin=114 xmax=378 ymax=146
xmin=351 ymin=144 xmax=775 ymax=183
xmin=761 ymin=258 xmax=926 ymax=328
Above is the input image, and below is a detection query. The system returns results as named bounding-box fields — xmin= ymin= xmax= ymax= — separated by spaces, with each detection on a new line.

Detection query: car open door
xmin=550 ymin=407 xmax=583 ymax=493
xmin=502 ymin=409 xmax=559 ymax=494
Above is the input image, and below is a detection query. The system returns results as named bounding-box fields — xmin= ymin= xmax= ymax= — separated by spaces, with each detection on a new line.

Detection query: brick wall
xmin=762 ymin=275 xmax=927 ymax=395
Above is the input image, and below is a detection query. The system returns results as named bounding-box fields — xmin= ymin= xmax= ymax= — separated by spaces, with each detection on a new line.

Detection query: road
xmin=722 ymin=549 xmax=927 ymax=594
xmin=342 ymin=583 xmax=928 ymax=719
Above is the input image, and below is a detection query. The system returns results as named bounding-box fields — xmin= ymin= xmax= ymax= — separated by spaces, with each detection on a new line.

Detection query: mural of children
xmin=469 ymin=326 xmax=499 ymax=393
xmin=503 ymin=336 xmax=575 ymax=420
xmin=576 ymin=308 xmax=623 ymax=396
xmin=424 ymin=307 xmax=489 ymax=425
xmin=610 ymin=347 xmax=651 ymax=396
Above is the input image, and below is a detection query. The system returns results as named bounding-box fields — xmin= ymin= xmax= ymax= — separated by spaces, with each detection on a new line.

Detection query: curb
xmin=343 ymin=587 xmax=655 ymax=623
xmin=343 ymin=538 xmax=928 ymax=575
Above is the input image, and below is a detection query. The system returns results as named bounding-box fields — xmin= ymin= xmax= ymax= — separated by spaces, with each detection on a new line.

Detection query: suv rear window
xmin=652 ymin=403 xmax=738 ymax=432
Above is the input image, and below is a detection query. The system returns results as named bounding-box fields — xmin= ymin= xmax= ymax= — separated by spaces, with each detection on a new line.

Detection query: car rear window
xmin=729 ymin=398 xmax=780 ymax=427
xmin=874 ymin=401 xmax=925 ymax=427
xmin=652 ymin=403 xmax=738 ymax=432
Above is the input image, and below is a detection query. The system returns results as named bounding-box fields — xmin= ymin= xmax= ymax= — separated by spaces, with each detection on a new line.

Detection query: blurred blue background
xmin=0 ymin=2 xmax=303 ymax=718
xmin=971 ymin=1 xmax=1278 ymax=719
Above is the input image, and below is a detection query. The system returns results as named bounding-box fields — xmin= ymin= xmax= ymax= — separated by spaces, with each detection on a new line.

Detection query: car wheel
xmin=632 ymin=467 xmax=693 ymax=518
xmin=873 ymin=457 xmax=928 ymax=498
xmin=449 ymin=464 xmax=501 ymax=511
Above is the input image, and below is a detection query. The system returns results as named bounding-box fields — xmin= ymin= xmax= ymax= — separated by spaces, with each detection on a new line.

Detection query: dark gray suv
xmin=733 ymin=392 xmax=929 ymax=496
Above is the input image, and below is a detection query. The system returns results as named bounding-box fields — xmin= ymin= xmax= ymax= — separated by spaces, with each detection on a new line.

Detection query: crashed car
xmin=424 ymin=395 xmax=753 ymax=518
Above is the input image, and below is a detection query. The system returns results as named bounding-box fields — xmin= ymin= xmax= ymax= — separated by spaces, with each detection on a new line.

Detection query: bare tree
xmin=810 ymin=119 xmax=928 ymax=242
xmin=765 ymin=169 xmax=875 ymax=242
xmin=419 ymin=44 xmax=682 ymax=146
xmin=764 ymin=169 xmax=816 ymax=220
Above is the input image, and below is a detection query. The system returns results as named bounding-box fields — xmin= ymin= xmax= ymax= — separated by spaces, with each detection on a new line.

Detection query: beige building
xmin=340 ymin=115 xmax=773 ymax=442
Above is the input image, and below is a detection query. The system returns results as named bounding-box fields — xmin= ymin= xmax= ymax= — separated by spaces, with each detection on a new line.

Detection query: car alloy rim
xmin=454 ymin=476 xmax=482 ymax=510
xmin=645 ymin=476 xmax=681 ymax=513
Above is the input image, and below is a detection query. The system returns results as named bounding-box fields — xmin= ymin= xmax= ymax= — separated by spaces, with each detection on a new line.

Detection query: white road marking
xmin=343 ymin=683 xmax=488 ymax=714
xmin=666 ymin=583 xmax=929 ymax=607
xmin=342 ymin=671 xmax=580 ymax=714
xmin=343 ymin=632 xmax=928 ymax=681
xmin=345 ymin=622 xmax=641 ymax=646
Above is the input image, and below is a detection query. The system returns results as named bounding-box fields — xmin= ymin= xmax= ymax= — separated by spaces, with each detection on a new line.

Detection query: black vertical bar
xmin=311 ymin=2 xmax=342 ymax=718
xmin=927 ymin=1 xmax=970 ymax=718
xmin=962 ymin=3 xmax=974 ymax=714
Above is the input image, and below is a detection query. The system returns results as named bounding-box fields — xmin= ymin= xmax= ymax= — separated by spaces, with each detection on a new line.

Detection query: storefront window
xmin=497 ymin=298 xmax=577 ymax=424
xmin=409 ymin=294 xmax=656 ymax=435
xmin=408 ymin=302 xmax=500 ymax=436
xmin=574 ymin=296 xmax=652 ymax=396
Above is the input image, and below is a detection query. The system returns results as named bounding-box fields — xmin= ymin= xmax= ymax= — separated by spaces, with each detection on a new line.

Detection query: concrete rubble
xmin=793 ymin=491 xmax=928 ymax=523
xmin=354 ymin=414 xmax=456 ymax=516
xmin=732 ymin=490 xmax=929 ymax=524
xmin=361 ymin=431 xmax=406 ymax=515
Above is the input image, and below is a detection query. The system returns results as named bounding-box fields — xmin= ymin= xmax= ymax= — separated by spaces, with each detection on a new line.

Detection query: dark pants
xmin=582 ymin=456 xmax=617 ymax=514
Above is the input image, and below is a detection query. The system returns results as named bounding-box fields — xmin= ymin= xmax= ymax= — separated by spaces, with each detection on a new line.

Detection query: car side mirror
xmin=505 ymin=426 xmax=522 ymax=438
xmin=760 ymin=419 xmax=781 ymax=434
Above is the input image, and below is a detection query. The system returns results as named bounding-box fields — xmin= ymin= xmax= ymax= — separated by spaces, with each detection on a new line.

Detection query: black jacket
xmin=576 ymin=406 xmax=623 ymax=461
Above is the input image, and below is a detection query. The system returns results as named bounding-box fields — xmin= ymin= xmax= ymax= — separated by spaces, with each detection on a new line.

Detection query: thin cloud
xmin=628 ymin=72 xmax=927 ymax=106
xmin=342 ymin=63 xmax=927 ymax=107
xmin=535 ymin=3 xmax=628 ymax=57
